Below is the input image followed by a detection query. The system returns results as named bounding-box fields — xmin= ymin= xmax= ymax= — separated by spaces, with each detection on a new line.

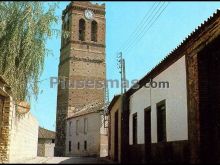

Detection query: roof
xmin=67 ymin=101 xmax=104 ymax=120
xmin=107 ymin=94 xmax=121 ymax=113
xmin=38 ymin=127 xmax=55 ymax=139
xmin=127 ymin=9 xmax=220 ymax=97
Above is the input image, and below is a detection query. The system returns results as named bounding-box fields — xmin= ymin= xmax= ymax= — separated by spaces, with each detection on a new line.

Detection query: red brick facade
xmin=55 ymin=1 xmax=106 ymax=156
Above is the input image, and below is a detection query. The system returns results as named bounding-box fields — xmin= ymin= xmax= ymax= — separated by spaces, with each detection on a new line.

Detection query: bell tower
xmin=55 ymin=1 xmax=106 ymax=156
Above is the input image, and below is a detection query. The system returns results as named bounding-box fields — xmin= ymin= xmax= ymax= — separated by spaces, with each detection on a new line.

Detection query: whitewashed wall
xmin=129 ymin=56 xmax=188 ymax=144
xmin=9 ymin=111 xmax=39 ymax=162
xmin=66 ymin=112 xmax=101 ymax=157
xmin=44 ymin=142 xmax=55 ymax=157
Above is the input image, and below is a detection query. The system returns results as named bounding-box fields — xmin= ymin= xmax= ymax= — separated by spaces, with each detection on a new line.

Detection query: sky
xmin=31 ymin=1 xmax=220 ymax=131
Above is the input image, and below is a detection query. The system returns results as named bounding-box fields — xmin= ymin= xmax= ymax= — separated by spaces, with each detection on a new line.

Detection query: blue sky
xmin=31 ymin=1 xmax=220 ymax=131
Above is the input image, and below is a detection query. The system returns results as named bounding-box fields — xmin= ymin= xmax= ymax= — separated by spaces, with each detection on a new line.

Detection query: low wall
xmin=38 ymin=139 xmax=55 ymax=157
xmin=9 ymin=112 xmax=39 ymax=163
xmin=38 ymin=143 xmax=45 ymax=157
xmin=45 ymin=143 xmax=55 ymax=157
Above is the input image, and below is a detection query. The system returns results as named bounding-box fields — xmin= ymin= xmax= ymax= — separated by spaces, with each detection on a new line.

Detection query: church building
xmin=55 ymin=1 xmax=107 ymax=157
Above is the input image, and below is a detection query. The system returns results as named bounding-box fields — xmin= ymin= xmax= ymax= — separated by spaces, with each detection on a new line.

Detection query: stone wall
xmin=0 ymin=78 xmax=39 ymax=163
xmin=0 ymin=95 xmax=12 ymax=163
xmin=37 ymin=143 xmax=45 ymax=157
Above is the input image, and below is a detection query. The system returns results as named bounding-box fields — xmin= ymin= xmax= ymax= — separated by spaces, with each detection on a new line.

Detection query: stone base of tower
xmin=54 ymin=146 xmax=65 ymax=157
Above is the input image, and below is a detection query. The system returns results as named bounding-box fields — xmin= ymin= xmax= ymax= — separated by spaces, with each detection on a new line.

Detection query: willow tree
xmin=0 ymin=2 xmax=64 ymax=101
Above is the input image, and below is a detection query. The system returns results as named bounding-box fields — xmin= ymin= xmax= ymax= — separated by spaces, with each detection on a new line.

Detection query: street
xmin=22 ymin=157 xmax=116 ymax=164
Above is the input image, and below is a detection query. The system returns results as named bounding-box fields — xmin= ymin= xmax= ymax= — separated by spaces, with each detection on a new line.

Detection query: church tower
xmin=55 ymin=1 xmax=106 ymax=156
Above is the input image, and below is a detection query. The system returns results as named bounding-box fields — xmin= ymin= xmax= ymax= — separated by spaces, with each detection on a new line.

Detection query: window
xmin=84 ymin=141 xmax=87 ymax=150
xmin=133 ymin=113 xmax=137 ymax=144
xmin=52 ymin=139 xmax=55 ymax=143
xmin=69 ymin=121 xmax=72 ymax=136
xmin=76 ymin=120 xmax=79 ymax=135
xmin=78 ymin=142 xmax=80 ymax=150
xmin=84 ymin=118 xmax=88 ymax=134
xmin=157 ymin=100 xmax=166 ymax=142
xmin=79 ymin=19 xmax=85 ymax=41
xmin=91 ymin=20 xmax=97 ymax=42
xmin=145 ymin=107 xmax=151 ymax=144
xmin=69 ymin=141 xmax=71 ymax=152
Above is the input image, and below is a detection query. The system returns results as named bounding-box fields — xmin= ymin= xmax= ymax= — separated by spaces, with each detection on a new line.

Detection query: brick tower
xmin=55 ymin=1 xmax=106 ymax=156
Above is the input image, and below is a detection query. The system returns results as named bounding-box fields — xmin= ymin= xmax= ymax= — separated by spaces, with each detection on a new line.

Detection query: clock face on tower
xmin=84 ymin=9 xmax=94 ymax=20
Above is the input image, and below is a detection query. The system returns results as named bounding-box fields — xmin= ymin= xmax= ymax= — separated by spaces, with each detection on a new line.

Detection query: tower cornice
xmin=62 ymin=1 xmax=105 ymax=19
xmin=60 ymin=40 xmax=106 ymax=51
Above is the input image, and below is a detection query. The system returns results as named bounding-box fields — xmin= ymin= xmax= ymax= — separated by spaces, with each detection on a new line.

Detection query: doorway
xmin=114 ymin=111 xmax=119 ymax=161
xmin=198 ymin=36 xmax=220 ymax=163
xmin=145 ymin=107 xmax=151 ymax=162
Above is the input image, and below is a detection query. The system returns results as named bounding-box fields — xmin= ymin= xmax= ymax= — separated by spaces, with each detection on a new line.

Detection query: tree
xmin=0 ymin=2 xmax=64 ymax=101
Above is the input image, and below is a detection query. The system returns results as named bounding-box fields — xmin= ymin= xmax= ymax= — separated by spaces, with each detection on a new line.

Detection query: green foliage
xmin=0 ymin=2 xmax=63 ymax=101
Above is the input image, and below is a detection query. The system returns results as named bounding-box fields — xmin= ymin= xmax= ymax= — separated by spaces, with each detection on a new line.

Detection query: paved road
xmin=23 ymin=156 xmax=116 ymax=164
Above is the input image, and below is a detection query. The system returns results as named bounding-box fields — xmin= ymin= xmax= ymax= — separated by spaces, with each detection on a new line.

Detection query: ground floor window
xmin=157 ymin=100 xmax=166 ymax=142
xmin=133 ymin=113 xmax=137 ymax=144
xmin=84 ymin=141 xmax=87 ymax=150
xmin=69 ymin=141 xmax=71 ymax=152
xmin=78 ymin=142 xmax=80 ymax=150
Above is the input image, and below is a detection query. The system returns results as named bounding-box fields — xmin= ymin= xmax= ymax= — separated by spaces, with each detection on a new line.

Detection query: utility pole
xmin=103 ymin=83 xmax=109 ymax=128
xmin=122 ymin=58 xmax=126 ymax=94
xmin=104 ymin=82 xmax=109 ymax=112
xmin=117 ymin=52 xmax=126 ymax=94
xmin=117 ymin=52 xmax=128 ymax=163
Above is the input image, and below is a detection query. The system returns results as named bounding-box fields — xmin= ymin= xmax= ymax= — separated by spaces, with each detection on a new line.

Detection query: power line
xmin=117 ymin=2 xmax=158 ymax=52
xmin=123 ymin=2 xmax=169 ymax=54
xmin=124 ymin=2 xmax=170 ymax=55
xmin=119 ymin=2 xmax=165 ymax=53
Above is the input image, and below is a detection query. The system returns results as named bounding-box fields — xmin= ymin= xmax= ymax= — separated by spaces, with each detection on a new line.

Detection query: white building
xmin=38 ymin=127 xmax=55 ymax=157
xmin=66 ymin=102 xmax=108 ymax=157
xmin=115 ymin=9 xmax=220 ymax=164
